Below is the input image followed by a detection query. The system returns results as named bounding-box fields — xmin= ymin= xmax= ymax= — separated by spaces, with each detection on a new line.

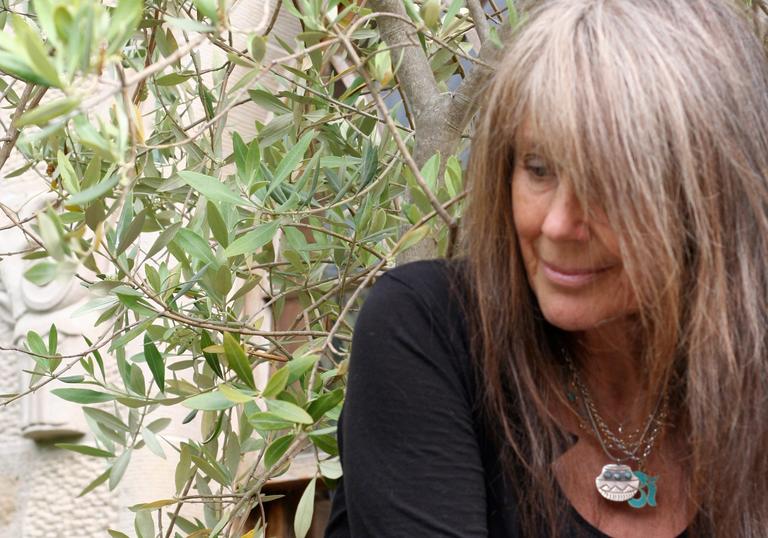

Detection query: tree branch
xmin=466 ymin=0 xmax=490 ymax=43
xmin=445 ymin=21 xmax=510 ymax=138
xmin=366 ymin=0 xmax=440 ymax=117
xmin=0 ymin=84 xmax=47 ymax=172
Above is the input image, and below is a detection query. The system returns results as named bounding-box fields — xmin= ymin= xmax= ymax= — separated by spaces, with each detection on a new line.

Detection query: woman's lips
xmin=540 ymin=261 xmax=613 ymax=287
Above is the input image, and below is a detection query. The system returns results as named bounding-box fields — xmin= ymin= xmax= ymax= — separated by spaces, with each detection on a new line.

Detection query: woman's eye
xmin=523 ymin=156 xmax=553 ymax=179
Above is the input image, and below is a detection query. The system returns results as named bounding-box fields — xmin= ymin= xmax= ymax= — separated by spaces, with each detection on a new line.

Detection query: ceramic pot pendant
xmin=595 ymin=463 xmax=640 ymax=502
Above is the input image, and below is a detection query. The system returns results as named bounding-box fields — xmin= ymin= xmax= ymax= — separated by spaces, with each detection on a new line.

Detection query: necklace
xmin=563 ymin=350 xmax=668 ymax=508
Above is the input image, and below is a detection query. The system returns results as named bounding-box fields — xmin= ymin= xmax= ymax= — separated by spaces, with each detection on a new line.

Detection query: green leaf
xmin=0 ymin=52 xmax=50 ymax=86
xmin=56 ymin=443 xmax=116 ymax=458
xmin=267 ymin=131 xmax=315 ymax=197
xmin=107 ymin=0 xmax=143 ymax=54
xmin=83 ymin=407 xmax=130 ymax=432
xmin=57 ymin=150 xmax=80 ymax=194
xmin=52 ymin=388 xmax=116 ymax=404
xmin=420 ymin=0 xmax=441 ymax=30
xmin=60 ymin=375 xmax=85 ymax=383
xmin=140 ymin=426 xmax=165 ymax=458
xmin=83 ymin=335 xmax=106 ymax=380
xmin=174 ymin=228 xmax=216 ymax=267
xmin=443 ymin=0 xmax=463 ymax=28
xmin=109 ymin=449 xmax=132 ymax=490
xmin=190 ymin=455 xmax=231 ymax=486
xmin=115 ymin=209 xmax=146 ymax=257
xmin=134 ymin=510 xmax=154 ymax=538
xmin=310 ymin=432 xmax=338 ymax=455
xmin=11 ymin=14 xmax=62 ymax=87
xmin=206 ymin=201 xmax=229 ymax=248
xmin=108 ymin=530 xmax=130 ymax=538
xmin=68 ymin=173 xmax=119 ymax=206
xmin=155 ymin=72 xmax=192 ymax=86
xmin=264 ymin=433 xmax=295 ymax=469
xmin=248 ymin=88 xmax=290 ymax=113
xmin=129 ymin=498 xmax=177 ymax=512
xmin=146 ymin=417 xmax=171 ymax=433
xmin=247 ymin=411 xmax=295 ymax=430
xmin=223 ymin=332 xmax=255 ymax=389
xmin=219 ymin=383 xmax=254 ymax=403
xmin=78 ymin=467 xmax=110 ymax=497
xmin=319 ymin=458 xmax=342 ymax=479
xmin=200 ymin=330 xmax=224 ymax=379
xmin=164 ymin=16 xmax=215 ymax=33
xmin=26 ymin=329 xmax=48 ymax=357
xmin=266 ymin=399 xmax=314 ymax=425
xmin=294 ymin=476 xmax=316 ymax=538
xmin=420 ymin=152 xmax=440 ymax=192
xmin=15 ymin=97 xmax=79 ymax=127
xmin=394 ymin=224 xmax=430 ymax=254
xmin=48 ymin=324 xmax=59 ymax=370
xmin=73 ymin=115 xmax=113 ymax=159
xmin=37 ymin=210 xmax=65 ymax=260
xmin=146 ymin=221 xmax=182 ymax=258
xmin=178 ymin=171 xmax=247 ymax=206
xmin=261 ymin=365 xmax=290 ymax=398
xmin=183 ymin=390 xmax=236 ymax=411
xmin=286 ymin=354 xmax=320 ymax=384
xmin=306 ymin=388 xmax=344 ymax=421
xmin=224 ymin=220 xmax=279 ymax=258
xmin=143 ymin=334 xmax=165 ymax=392
xmin=248 ymin=34 xmax=266 ymax=62
xmin=193 ymin=0 xmax=219 ymax=22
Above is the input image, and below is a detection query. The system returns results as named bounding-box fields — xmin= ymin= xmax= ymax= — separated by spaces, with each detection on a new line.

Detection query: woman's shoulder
xmin=374 ymin=257 xmax=470 ymax=308
xmin=355 ymin=257 xmax=475 ymax=389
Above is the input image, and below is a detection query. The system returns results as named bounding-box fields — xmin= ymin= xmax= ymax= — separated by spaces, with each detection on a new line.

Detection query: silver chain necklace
xmin=563 ymin=350 xmax=668 ymax=508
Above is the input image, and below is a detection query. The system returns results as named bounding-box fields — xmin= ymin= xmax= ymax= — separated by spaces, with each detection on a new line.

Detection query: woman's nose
xmin=540 ymin=180 xmax=590 ymax=242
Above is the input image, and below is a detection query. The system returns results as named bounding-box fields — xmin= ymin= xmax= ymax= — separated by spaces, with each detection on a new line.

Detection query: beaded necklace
xmin=563 ymin=350 xmax=668 ymax=508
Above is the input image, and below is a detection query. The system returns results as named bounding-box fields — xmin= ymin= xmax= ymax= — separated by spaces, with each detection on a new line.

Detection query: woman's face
xmin=511 ymin=133 xmax=637 ymax=332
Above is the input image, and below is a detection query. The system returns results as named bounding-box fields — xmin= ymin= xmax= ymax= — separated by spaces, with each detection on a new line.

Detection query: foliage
xmin=0 ymin=0 xmax=510 ymax=535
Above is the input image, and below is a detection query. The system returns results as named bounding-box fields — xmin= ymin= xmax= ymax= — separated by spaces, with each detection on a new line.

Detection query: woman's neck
xmin=570 ymin=317 xmax=647 ymax=425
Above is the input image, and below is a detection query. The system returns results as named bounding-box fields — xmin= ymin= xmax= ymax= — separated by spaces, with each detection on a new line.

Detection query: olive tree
xmin=0 ymin=0 xmax=513 ymax=536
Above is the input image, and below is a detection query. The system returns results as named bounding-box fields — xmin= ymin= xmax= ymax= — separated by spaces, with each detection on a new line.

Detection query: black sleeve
xmin=324 ymin=266 xmax=488 ymax=537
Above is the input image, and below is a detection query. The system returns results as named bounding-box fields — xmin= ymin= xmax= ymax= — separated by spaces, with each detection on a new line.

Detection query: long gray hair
xmin=457 ymin=0 xmax=768 ymax=535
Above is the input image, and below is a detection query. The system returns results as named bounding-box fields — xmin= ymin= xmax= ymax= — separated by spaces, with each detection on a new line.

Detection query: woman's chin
xmin=539 ymin=305 xmax=613 ymax=332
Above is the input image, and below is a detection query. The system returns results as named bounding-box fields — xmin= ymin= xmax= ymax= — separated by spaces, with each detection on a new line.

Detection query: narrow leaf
xmin=109 ymin=449 xmax=132 ymax=490
xmin=261 ymin=366 xmax=290 ymax=399
xmin=266 ymin=399 xmax=314 ymax=424
xmin=115 ymin=209 xmax=147 ymax=257
xmin=294 ymin=476 xmax=317 ymax=538
xmin=52 ymin=388 xmax=116 ymax=404
xmin=182 ymin=390 xmax=236 ymax=411
xmin=200 ymin=330 xmax=224 ymax=378
xmin=267 ymin=131 xmax=314 ymax=196
xmin=143 ymin=334 xmax=165 ymax=392
xmin=264 ymin=434 xmax=295 ymax=469
xmin=223 ymin=332 xmax=255 ymax=389
xmin=224 ymin=221 xmax=279 ymax=258
xmin=178 ymin=171 xmax=247 ymax=206
xmin=55 ymin=443 xmax=116 ymax=458
xmin=15 ymin=97 xmax=79 ymax=127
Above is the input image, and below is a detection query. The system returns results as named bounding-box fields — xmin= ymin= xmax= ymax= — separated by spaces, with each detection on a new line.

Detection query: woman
xmin=325 ymin=0 xmax=768 ymax=536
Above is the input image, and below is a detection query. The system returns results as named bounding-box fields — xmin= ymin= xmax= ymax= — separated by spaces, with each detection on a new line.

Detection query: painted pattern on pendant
xmin=594 ymin=463 xmax=640 ymax=502
xmin=627 ymin=471 xmax=657 ymax=508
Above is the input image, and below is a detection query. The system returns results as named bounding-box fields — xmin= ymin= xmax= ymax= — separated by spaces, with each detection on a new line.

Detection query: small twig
xmin=264 ymin=0 xmax=283 ymax=36
xmin=163 ymin=466 xmax=198 ymax=538
xmin=0 ymin=83 xmax=48 ymax=171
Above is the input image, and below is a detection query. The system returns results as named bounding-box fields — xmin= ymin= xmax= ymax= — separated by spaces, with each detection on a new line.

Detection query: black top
xmin=323 ymin=259 xmax=689 ymax=537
